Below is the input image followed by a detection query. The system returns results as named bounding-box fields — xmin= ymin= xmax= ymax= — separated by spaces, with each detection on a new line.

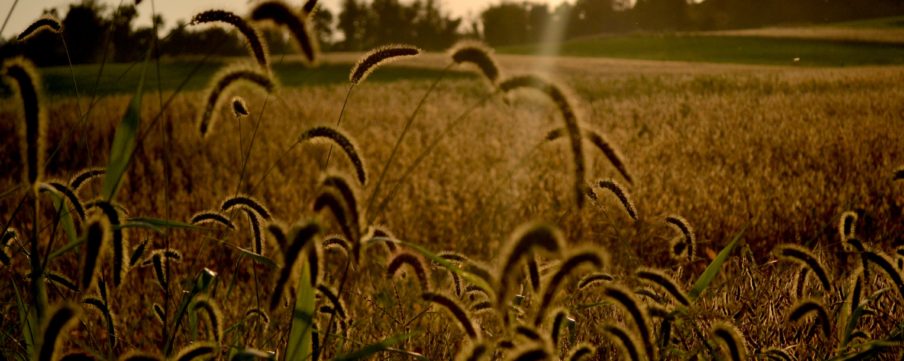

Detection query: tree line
xmin=3 ymin=0 xmax=904 ymax=66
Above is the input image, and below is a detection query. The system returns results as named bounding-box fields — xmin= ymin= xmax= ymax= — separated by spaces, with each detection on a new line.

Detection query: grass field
xmin=2 ymin=17 xmax=904 ymax=361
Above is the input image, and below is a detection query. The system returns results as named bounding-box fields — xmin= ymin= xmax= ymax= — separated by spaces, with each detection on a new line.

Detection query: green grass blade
xmin=287 ymin=262 xmax=315 ymax=361
xmin=689 ymin=225 xmax=746 ymax=300
xmin=332 ymin=333 xmax=411 ymax=361
xmin=102 ymin=48 xmax=150 ymax=201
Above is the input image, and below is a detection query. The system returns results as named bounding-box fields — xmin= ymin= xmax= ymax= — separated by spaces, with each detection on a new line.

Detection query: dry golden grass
xmin=1 ymin=53 xmax=903 ymax=360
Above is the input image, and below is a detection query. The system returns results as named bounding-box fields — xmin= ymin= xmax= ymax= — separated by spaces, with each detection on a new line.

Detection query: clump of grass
xmin=3 ymin=57 xmax=47 ymax=187
xmin=299 ymin=126 xmax=367 ymax=185
xmin=349 ymin=44 xmax=422 ymax=85
xmin=422 ymin=291 xmax=480 ymax=340
xmin=449 ymin=40 xmax=500 ymax=85
xmin=38 ymin=303 xmax=81 ymax=361
xmin=775 ymin=244 xmax=831 ymax=292
xmin=387 ymin=251 xmax=431 ymax=290
xmin=250 ymin=1 xmax=318 ymax=65
xmin=596 ymin=179 xmax=638 ymax=220
xmin=787 ymin=298 xmax=831 ymax=337
xmin=190 ymin=10 xmax=269 ymax=71
xmin=500 ymin=74 xmax=585 ymax=208
xmin=18 ymin=15 xmax=62 ymax=41
xmin=635 ymin=268 xmax=689 ymax=307
xmin=665 ymin=215 xmax=695 ymax=261
xmin=197 ymin=65 xmax=275 ymax=137
xmin=711 ymin=321 xmax=747 ymax=361
xmin=80 ymin=216 xmax=111 ymax=292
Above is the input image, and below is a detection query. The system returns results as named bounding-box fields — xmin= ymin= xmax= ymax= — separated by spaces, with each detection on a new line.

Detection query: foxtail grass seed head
xmin=245 ymin=308 xmax=270 ymax=324
xmin=602 ymin=323 xmax=643 ymax=361
xmin=665 ymin=215 xmax=695 ymax=260
xmin=387 ymin=251 xmax=431 ymax=290
xmin=119 ymin=351 xmax=163 ymax=361
xmin=793 ymin=266 xmax=810 ymax=300
xmin=39 ymin=303 xmax=81 ymax=361
xmin=761 ymin=348 xmax=793 ymax=361
xmin=566 ymin=344 xmax=595 ymax=361
xmin=240 ymin=209 xmax=264 ymax=255
xmin=34 ymin=271 xmax=78 ymax=292
xmin=449 ymin=40 xmax=500 ymax=84
xmin=895 ymin=165 xmax=904 ymax=181
xmin=422 ymin=292 xmax=480 ymax=340
xmin=455 ymin=342 xmax=489 ymax=361
xmin=349 ymin=44 xmax=421 ymax=85
xmin=787 ymin=298 xmax=831 ymax=337
xmin=839 ymin=211 xmax=858 ymax=242
xmin=307 ymin=238 xmax=323 ymax=286
xmin=550 ymin=308 xmax=570 ymax=346
xmin=190 ymin=211 xmax=236 ymax=230
xmin=597 ymin=179 xmax=637 ymax=220
xmin=39 ymin=181 xmax=86 ymax=220
xmin=299 ymin=126 xmax=367 ymax=185
xmin=153 ymin=303 xmax=165 ymax=324
xmin=151 ymin=254 xmax=168 ymax=290
xmin=1 ymin=228 xmax=17 ymax=266
xmin=60 ymin=352 xmax=96 ymax=361
xmin=577 ymin=272 xmax=614 ymax=290
xmin=173 ymin=342 xmax=217 ymax=361
xmin=500 ymin=74 xmax=585 ymax=208
xmin=547 ymin=127 xmax=633 ymax=184
xmin=506 ymin=346 xmax=551 ymax=361
xmin=198 ymin=66 xmax=275 ymax=137
xmin=363 ymin=225 xmax=399 ymax=254
xmin=191 ymin=10 xmax=269 ymax=71
xmin=498 ymin=222 xmax=565 ymax=312
xmin=69 ymin=167 xmax=105 ymax=193
xmin=3 ymin=57 xmax=46 ymax=187
xmin=18 ymin=15 xmax=62 ymax=41
xmin=712 ymin=321 xmax=748 ymax=361
xmin=775 ymin=244 xmax=831 ymax=292
xmin=535 ymin=248 xmax=606 ymax=326
xmin=321 ymin=173 xmax=363 ymax=238
xmin=82 ymin=296 xmax=117 ymax=347
xmin=303 ymin=0 xmax=319 ymax=14
xmin=250 ymin=1 xmax=319 ymax=64
xmin=313 ymin=189 xmax=357 ymax=245
xmin=322 ymin=234 xmax=351 ymax=256
xmin=267 ymin=222 xmax=288 ymax=250
xmin=191 ymin=296 xmax=224 ymax=343
xmin=526 ymin=256 xmax=541 ymax=292
xmin=862 ymin=250 xmax=904 ymax=299
xmin=231 ymin=96 xmax=250 ymax=117
xmin=603 ymin=285 xmax=654 ymax=360
xmin=635 ymin=268 xmax=690 ymax=307
xmin=80 ymin=216 xmax=111 ymax=292
xmin=270 ymin=221 xmax=320 ymax=310
xmin=514 ymin=325 xmax=544 ymax=342
xmin=316 ymin=284 xmax=347 ymax=319
xmin=90 ymin=200 xmax=127 ymax=287
xmin=220 ymin=195 xmax=273 ymax=221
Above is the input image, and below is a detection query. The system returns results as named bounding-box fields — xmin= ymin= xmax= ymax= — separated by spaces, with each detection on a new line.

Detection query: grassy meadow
xmin=2 ymin=15 xmax=904 ymax=361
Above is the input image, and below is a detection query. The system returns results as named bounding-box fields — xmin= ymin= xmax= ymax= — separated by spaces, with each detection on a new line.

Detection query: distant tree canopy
xmin=3 ymin=0 xmax=904 ymax=64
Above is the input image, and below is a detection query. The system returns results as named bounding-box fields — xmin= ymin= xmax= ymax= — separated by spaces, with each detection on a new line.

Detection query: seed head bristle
xmin=602 ymin=285 xmax=654 ymax=360
xmin=270 ymin=221 xmax=320 ymax=310
xmin=3 ymin=57 xmax=46 ymax=187
xmin=665 ymin=215 xmax=695 ymax=260
xmin=787 ymin=298 xmax=831 ymax=337
xmin=775 ymin=244 xmax=831 ymax=292
xmin=387 ymin=251 xmax=431 ymax=291
xmin=500 ymin=74 xmax=585 ymax=208
xmin=449 ymin=40 xmax=500 ymax=84
xmin=635 ymin=268 xmax=689 ymax=307
xmin=231 ymin=96 xmax=250 ymax=117
xmin=535 ymin=248 xmax=606 ymax=326
xmin=712 ymin=321 xmax=748 ymax=361
xmin=250 ymin=1 xmax=319 ymax=64
xmin=220 ymin=195 xmax=273 ymax=221
xmin=38 ymin=303 xmax=81 ymax=361
xmin=198 ymin=65 xmax=275 ymax=137
xmin=18 ymin=15 xmax=62 ymax=41
xmin=601 ymin=323 xmax=643 ymax=361
xmin=190 ymin=211 xmax=236 ymax=230
xmin=350 ymin=44 xmax=421 ymax=85
xmin=80 ymin=216 xmax=111 ymax=292
xmin=191 ymin=10 xmax=270 ymax=70
xmin=173 ymin=342 xmax=217 ymax=361
xmin=422 ymin=291 xmax=480 ymax=340
xmin=596 ymin=179 xmax=638 ymax=220
xmin=498 ymin=222 xmax=564 ymax=313
xmin=191 ymin=296 xmax=224 ymax=342
xmin=299 ymin=126 xmax=367 ymax=185
xmin=69 ymin=167 xmax=105 ymax=193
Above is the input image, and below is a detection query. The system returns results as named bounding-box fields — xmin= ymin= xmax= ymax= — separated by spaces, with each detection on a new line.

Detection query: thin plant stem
xmin=364 ymin=63 xmax=453 ymax=215
xmin=323 ymin=84 xmax=355 ymax=170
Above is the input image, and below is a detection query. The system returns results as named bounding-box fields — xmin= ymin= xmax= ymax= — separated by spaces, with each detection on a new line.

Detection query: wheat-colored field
xmin=2 ymin=49 xmax=904 ymax=360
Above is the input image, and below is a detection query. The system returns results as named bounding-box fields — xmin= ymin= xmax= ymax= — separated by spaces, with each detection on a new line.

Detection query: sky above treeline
xmin=0 ymin=0 xmax=571 ymax=39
